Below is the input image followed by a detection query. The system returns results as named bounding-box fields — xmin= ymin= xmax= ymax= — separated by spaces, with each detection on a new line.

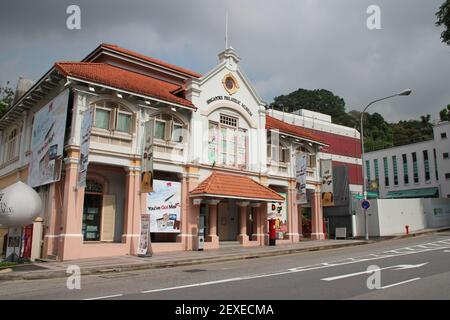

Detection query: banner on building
xmin=320 ymin=159 xmax=334 ymax=207
xmin=28 ymin=89 xmax=69 ymax=188
xmin=141 ymin=120 xmax=154 ymax=193
xmin=146 ymin=180 xmax=181 ymax=233
xmin=77 ymin=106 xmax=94 ymax=188
xmin=137 ymin=214 xmax=152 ymax=256
xmin=295 ymin=153 xmax=307 ymax=204
xmin=267 ymin=192 xmax=287 ymax=239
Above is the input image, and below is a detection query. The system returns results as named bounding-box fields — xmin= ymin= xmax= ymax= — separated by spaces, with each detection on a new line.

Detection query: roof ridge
xmin=99 ymin=43 xmax=202 ymax=78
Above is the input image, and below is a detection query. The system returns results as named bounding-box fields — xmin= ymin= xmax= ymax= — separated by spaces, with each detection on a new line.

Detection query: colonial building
xmin=0 ymin=44 xmax=361 ymax=261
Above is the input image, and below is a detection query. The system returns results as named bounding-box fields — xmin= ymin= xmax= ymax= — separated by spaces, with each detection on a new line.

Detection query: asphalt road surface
xmin=1 ymin=233 xmax=450 ymax=300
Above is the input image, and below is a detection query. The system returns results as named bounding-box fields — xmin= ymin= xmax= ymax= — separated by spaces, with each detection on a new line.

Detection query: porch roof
xmin=190 ymin=172 xmax=284 ymax=202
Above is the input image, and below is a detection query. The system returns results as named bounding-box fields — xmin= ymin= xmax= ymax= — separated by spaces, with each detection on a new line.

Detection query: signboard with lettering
xmin=28 ymin=89 xmax=69 ymax=188
xmin=146 ymin=180 xmax=181 ymax=233
xmin=206 ymin=95 xmax=253 ymax=116
xmin=77 ymin=106 xmax=94 ymax=188
xmin=321 ymin=159 xmax=334 ymax=207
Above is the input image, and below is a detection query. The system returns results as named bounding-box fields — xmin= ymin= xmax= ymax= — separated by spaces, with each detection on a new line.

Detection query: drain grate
xmin=183 ymin=269 xmax=207 ymax=273
xmin=99 ymin=272 xmax=138 ymax=279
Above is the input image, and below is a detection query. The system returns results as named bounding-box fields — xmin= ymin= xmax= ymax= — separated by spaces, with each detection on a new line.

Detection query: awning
xmin=385 ymin=187 xmax=439 ymax=199
xmin=190 ymin=171 xmax=284 ymax=202
xmin=353 ymin=191 xmax=379 ymax=200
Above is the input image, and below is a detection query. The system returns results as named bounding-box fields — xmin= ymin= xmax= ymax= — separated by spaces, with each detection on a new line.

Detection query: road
xmin=1 ymin=233 xmax=450 ymax=300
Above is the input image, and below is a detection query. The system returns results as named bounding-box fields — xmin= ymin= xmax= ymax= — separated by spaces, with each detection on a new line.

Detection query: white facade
xmin=354 ymin=198 xmax=450 ymax=236
xmin=365 ymin=140 xmax=440 ymax=198
xmin=365 ymin=121 xmax=450 ymax=199
xmin=433 ymin=121 xmax=450 ymax=197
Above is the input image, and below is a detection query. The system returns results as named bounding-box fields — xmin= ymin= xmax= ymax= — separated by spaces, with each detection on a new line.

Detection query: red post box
xmin=269 ymin=219 xmax=276 ymax=246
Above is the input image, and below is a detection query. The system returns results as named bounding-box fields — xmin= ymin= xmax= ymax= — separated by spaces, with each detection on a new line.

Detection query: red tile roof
xmin=266 ymin=115 xmax=326 ymax=144
xmin=100 ymin=43 xmax=202 ymax=78
xmin=55 ymin=62 xmax=196 ymax=109
xmin=190 ymin=171 xmax=284 ymax=201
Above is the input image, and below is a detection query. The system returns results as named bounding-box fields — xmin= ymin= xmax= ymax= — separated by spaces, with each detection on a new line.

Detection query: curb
xmin=0 ymin=241 xmax=370 ymax=282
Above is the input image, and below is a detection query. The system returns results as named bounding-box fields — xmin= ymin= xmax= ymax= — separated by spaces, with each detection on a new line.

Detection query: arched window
xmin=4 ymin=127 xmax=19 ymax=162
xmin=152 ymin=113 xmax=186 ymax=143
xmin=92 ymin=100 xmax=134 ymax=133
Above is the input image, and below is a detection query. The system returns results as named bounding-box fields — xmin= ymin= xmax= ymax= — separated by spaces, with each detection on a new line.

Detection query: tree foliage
xmin=439 ymin=104 xmax=450 ymax=121
xmin=0 ymin=81 xmax=14 ymax=118
xmin=436 ymin=0 xmax=450 ymax=45
xmin=271 ymin=88 xmax=434 ymax=152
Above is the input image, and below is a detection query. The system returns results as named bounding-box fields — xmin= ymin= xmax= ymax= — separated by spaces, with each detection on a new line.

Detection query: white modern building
xmin=365 ymin=121 xmax=450 ymax=199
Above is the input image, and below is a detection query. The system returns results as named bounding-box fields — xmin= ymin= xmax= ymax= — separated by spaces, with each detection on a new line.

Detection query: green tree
xmin=439 ymin=104 xmax=450 ymax=121
xmin=271 ymin=88 xmax=354 ymax=125
xmin=436 ymin=0 xmax=450 ymax=45
xmin=0 ymin=81 xmax=14 ymax=118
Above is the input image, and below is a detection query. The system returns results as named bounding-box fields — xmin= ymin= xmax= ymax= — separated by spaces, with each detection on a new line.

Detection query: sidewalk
xmin=1 ymin=226 xmax=448 ymax=282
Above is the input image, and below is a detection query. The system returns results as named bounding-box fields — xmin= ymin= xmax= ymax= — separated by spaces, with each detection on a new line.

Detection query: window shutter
xmin=101 ymin=195 xmax=116 ymax=242
xmin=131 ymin=112 xmax=137 ymax=134
xmin=110 ymin=109 xmax=116 ymax=131
xmin=284 ymin=148 xmax=291 ymax=163
xmin=164 ymin=120 xmax=173 ymax=141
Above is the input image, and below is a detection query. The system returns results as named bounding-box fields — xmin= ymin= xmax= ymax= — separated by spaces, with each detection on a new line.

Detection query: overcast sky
xmin=0 ymin=0 xmax=449 ymax=122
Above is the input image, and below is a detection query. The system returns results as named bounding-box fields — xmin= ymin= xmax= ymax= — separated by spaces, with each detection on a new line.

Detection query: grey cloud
xmin=0 ymin=0 xmax=449 ymax=122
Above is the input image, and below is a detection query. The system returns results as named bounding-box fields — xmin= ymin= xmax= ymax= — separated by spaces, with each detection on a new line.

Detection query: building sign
xmin=141 ymin=120 xmax=154 ymax=193
xmin=267 ymin=192 xmax=287 ymax=239
xmin=146 ymin=180 xmax=181 ymax=233
xmin=28 ymin=89 xmax=69 ymax=188
xmin=206 ymin=96 xmax=252 ymax=116
xmin=77 ymin=106 xmax=94 ymax=188
xmin=137 ymin=214 xmax=152 ymax=256
xmin=321 ymin=159 xmax=334 ymax=207
xmin=296 ymin=153 xmax=307 ymax=204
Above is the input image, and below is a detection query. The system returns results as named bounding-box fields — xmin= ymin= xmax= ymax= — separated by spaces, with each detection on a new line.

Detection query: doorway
xmin=217 ymin=200 xmax=238 ymax=241
xmin=82 ymin=193 xmax=103 ymax=241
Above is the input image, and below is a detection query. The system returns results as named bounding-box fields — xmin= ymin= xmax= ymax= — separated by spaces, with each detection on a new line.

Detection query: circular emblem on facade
xmin=222 ymin=73 xmax=239 ymax=95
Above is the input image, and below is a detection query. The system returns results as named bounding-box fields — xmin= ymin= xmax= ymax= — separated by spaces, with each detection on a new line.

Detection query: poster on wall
xmin=146 ymin=180 xmax=181 ymax=233
xmin=321 ymin=159 xmax=334 ymax=206
xmin=141 ymin=120 xmax=154 ymax=193
xmin=28 ymin=89 xmax=70 ymax=188
xmin=137 ymin=214 xmax=152 ymax=256
xmin=295 ymin=153 xmax=307 ymax=204
xmin=267 ymin=192 xmax=287 ymax=239
xmin=77 ymin=106 xmax=94 ymax=188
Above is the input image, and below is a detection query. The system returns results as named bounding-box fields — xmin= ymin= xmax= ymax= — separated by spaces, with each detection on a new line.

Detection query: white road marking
xmin=84 ymin=294 xmax=123 ymax=300
xmin=321 ymin=263 xmax=428 ymax=281
xmin=379 ymin=278 xmax=421 ymax=289
xmin=139 ymin=239 xmax=448 ymax=295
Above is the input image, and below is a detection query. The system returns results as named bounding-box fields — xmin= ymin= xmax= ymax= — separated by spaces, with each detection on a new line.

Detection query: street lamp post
xmin=361 ymin=89 xmax=412 ymax=241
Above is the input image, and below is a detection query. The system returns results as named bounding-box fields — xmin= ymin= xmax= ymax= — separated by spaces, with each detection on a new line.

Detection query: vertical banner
xmin=267 ymin=192 xmax=287 ymax=239
xmin=141 ymin=120 xmax=154 ymax=193
xmin=147 ymin=180 xmax=181 ymax=233
xmin=77 ymin=106 xmax=94 ymax=188
xmin=28 ymin=89 xmax=69 ymax=188
xmin=296 ymin=153 xmax=307 ymax=204
xmin=321 ymin=159 xmax=334 ymax=206
xmin=137 ymin=214 xmax=152 ymax=256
